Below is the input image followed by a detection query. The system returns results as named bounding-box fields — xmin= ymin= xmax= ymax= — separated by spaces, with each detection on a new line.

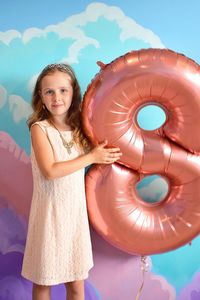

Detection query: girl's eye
xmin=45 ymin=90 xmax=53 ymax=95
xmin=60 ymin=88 xmax=68 ymax=93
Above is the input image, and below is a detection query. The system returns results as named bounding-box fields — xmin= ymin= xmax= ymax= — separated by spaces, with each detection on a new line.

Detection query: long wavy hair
xmin=27 ymin=63 xmax=90 ymax=150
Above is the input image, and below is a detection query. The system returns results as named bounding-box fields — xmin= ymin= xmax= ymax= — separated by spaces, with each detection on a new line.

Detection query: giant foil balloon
xmin=82 ymin=48 xmax=200 ymax=255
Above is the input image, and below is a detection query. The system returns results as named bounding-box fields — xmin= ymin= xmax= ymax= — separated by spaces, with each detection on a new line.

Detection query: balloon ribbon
xmin=135 ymin=256 xmax=149 ymax=300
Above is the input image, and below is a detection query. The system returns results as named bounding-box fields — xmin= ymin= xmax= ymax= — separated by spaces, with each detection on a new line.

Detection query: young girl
xmin=21 ymin=63 xmax=122 ymax=300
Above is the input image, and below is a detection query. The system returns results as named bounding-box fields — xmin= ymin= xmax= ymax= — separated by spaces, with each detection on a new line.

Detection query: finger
xmin=103 ymin=156 xmax=120 ymax=164
xmin=108 ymin=155 xmax=121 ymax=162
xmin=107 ymin=148 xmax=121 ymax=153
xmin=110 ymin=153 xmax=122 ymax=158
xmin=108 ymin=153 xmax=122 ymax=159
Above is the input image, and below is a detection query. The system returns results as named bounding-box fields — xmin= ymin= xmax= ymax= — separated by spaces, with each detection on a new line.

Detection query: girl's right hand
xmin=90 ymin=140 xmax=122 ymax=164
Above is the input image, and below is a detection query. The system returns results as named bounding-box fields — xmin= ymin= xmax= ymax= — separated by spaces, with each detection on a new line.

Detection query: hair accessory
xmin=42 ymin=63 xmax=74 ymax=75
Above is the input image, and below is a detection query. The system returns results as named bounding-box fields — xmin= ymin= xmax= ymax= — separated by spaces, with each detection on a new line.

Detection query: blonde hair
xmin=27 ymin=63 xmax=90 ymax=150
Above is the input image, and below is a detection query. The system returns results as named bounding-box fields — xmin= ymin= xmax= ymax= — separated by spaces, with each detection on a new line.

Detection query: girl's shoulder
xmin=31 ymin=120 xmax=51 ymax=133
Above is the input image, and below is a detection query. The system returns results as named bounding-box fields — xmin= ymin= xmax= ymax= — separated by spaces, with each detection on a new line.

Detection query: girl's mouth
xmin=52 ymin=104 xmax=64 ymax=108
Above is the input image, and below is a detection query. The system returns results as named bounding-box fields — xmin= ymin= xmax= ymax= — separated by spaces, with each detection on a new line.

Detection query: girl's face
xmin=40 ymin=71 xmax=73 ymax=119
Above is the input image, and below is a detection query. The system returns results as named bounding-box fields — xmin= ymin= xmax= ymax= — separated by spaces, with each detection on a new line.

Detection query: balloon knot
xmin=96 ymin=61 xmax=106 ymax=69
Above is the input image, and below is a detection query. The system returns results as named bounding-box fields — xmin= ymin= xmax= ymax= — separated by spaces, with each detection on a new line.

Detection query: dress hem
xmin=21 ymin=264 xmax=94 ymax=286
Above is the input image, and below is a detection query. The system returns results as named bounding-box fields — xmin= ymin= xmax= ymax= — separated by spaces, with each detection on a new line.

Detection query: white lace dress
xmin=21 ymin=120 xmax=93 ymax=285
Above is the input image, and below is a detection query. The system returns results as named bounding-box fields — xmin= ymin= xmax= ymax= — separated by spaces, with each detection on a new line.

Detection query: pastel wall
xmin=0 ymin=1 xmax=200 ymax=299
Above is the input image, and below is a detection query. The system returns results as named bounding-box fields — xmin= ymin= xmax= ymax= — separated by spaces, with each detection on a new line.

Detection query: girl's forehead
xmin=41 ymin=71 xmax=72 ymax=88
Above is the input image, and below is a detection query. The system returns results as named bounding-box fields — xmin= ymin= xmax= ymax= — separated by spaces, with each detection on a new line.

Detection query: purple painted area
xmin=191 ymin=290 xmax=200 ymax=300
xmin=178 ymin=272 xmax=200 ymax=300
xmin=0 ymin=276 xmax=32 ymax=300
xmin=84 ymin=281 xmax=100 ymax=300
xmin=0 ymin=252 xmax=32 ymax=299
xmin=0 ymin=201 xmax=27 ymax=255
xmin=0 ymin=252 xmax=23 ymax=279
xmin=51 ymin=281 xmax=100 ymax=300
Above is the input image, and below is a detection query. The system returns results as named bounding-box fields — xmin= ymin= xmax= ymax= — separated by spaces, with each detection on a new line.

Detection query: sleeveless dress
xmin=21 ymin=120 xmax=93 ymax=285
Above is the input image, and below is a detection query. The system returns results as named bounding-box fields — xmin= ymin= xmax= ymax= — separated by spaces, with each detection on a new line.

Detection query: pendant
xmin=64 ymin=143 xmax=72 ymax=155
xmin=62 ymin=139 xmax=74 ymax=155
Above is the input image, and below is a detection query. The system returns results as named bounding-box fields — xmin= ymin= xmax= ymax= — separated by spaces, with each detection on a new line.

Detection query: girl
xmin=21 ymin=63 xmax=122 ymax=300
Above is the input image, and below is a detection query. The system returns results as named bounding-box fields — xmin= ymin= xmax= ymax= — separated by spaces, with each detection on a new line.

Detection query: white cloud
xmin=9 ymin=95 xmax=32 ymax=123
xmin=0 ymin=86 xmax=32 ymax=123
xmin=81 ymin=3 xmax=164 ymax=47
xmin=0 ymin=30 xmax=21 ymax=45
xmin=0 ymin=3 xmax=165 ymax=63
xmin=22 ymin=27 xmax=44 ymax=43
xmin=0 ymin=85 xmax=7 ymax=109
xmin=61 ymin=38 xmax=100 ymax=64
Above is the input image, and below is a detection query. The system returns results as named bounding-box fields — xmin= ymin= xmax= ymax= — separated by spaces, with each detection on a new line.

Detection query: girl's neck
xmin=48 ymin=116 xmax=71 ymax=131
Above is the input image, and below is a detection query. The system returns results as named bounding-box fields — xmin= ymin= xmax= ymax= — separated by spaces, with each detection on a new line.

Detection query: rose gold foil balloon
xmin=82 ymin=49 xmax=200 ymax=255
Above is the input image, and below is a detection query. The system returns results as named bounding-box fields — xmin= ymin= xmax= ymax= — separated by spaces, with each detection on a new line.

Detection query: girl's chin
xmin=50 ymin=112 xmax=68 ymax=118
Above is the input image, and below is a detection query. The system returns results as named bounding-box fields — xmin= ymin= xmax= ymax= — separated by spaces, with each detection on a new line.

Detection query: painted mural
xmin=0 ymin=1 xmax=200 ymax=299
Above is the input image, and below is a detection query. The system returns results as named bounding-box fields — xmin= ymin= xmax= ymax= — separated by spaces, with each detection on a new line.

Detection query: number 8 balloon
xmin=82 ymin=48 xmax=200 ymax=255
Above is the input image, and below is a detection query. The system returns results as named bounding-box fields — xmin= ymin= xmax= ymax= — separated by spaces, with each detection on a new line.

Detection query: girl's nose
xmin=53 ymin=91 xmax=61 ymax=102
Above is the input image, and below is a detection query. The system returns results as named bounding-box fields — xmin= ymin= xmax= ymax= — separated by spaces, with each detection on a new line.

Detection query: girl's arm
xmin=31 ymin=124 xmax=122 ymax=180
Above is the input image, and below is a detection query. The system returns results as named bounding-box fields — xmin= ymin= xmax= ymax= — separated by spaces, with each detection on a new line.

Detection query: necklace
xmin=50 ymin=121 xmax=74 ymax=155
